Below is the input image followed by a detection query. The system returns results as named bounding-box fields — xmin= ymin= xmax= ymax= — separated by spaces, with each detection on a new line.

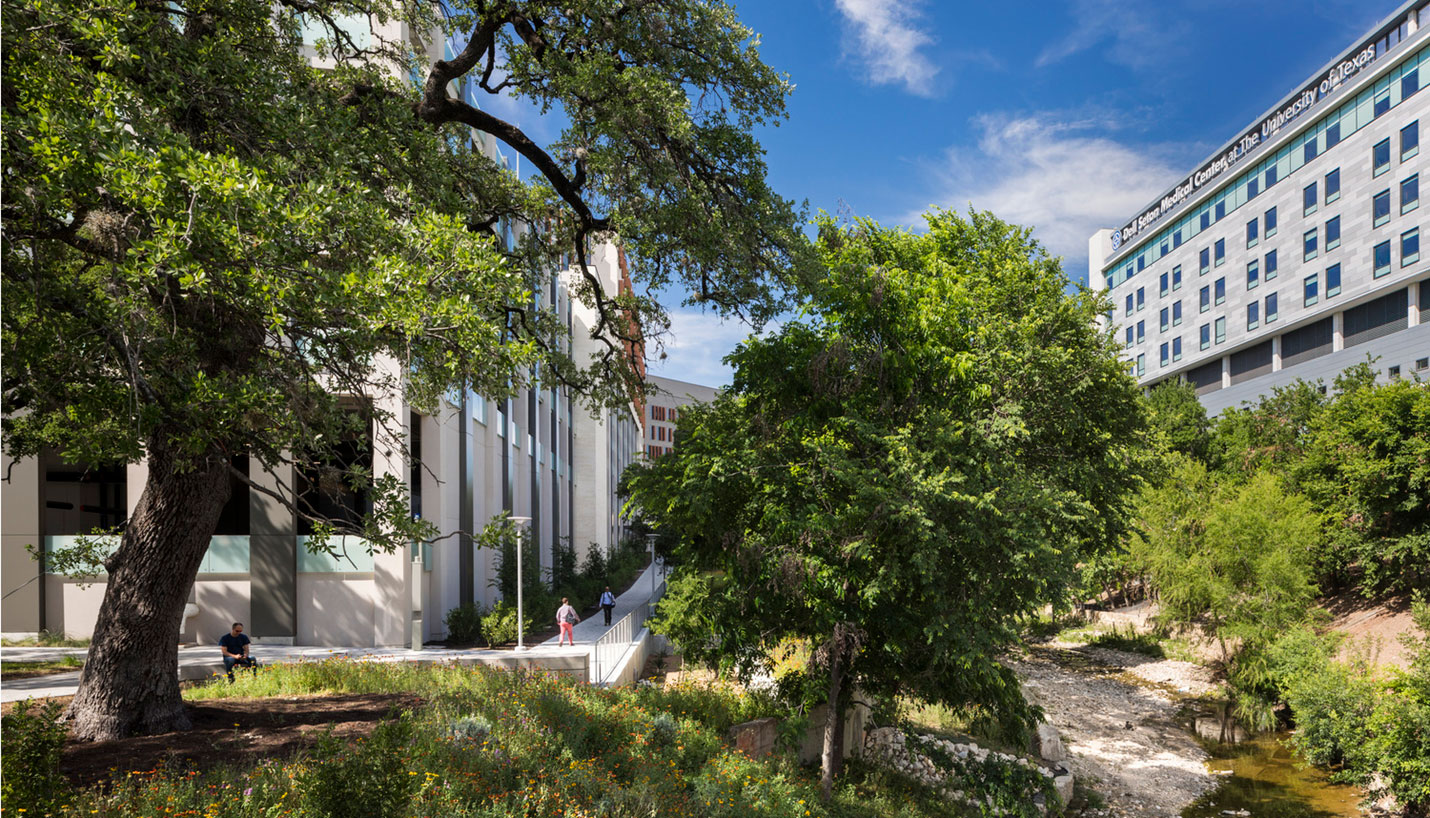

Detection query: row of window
xmin=649 ymin=405 xmax=680 ymax=422
xmin=1107 ymin=47 xmax=1426 ymax=289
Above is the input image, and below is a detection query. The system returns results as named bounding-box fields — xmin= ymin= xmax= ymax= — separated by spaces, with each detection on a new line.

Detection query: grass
xmin=0 ymin=656 xmax=84 ymax=679
xmin=6 ymin=659 xmax=1060 ymax=818
xmin=1 ymin=630 xmax=90 ymax=648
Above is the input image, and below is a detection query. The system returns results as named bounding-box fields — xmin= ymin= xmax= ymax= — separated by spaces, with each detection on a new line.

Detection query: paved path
xmin=0 ymin=563 xmax=665 ymax=703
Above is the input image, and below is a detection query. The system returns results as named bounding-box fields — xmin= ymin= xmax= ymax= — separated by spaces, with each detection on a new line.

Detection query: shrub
xmin=1 ymin=699 xmax=70 ymax=815
xmin=443 ymin=602 xmax=484 ymax=645
xmin=480 ymin=600 xmax=539 ymax=647
xmin=298 ymin=718 xmax=418 ymax=818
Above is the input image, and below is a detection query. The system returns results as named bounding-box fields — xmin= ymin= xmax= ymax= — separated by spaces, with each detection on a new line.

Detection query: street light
xmin=510 ymin=516 xmax=531 ymax=651
xmin=646 ymin=532 xmax=658 ymax=597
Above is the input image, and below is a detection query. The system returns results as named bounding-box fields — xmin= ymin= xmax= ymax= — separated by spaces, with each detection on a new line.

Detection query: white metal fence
xmin=590 ymin=571 xmax=666 ymax=685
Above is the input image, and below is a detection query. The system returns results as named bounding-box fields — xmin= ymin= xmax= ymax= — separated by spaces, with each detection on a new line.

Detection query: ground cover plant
xmin=3 ymin=660 xmax=1064 ymax=817
xmin=0 ymin=656 xmax=85 ymax=679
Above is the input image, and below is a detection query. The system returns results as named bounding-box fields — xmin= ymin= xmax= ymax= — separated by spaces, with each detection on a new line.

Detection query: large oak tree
xmin=2 ymin=0 xmax=808 ymax=739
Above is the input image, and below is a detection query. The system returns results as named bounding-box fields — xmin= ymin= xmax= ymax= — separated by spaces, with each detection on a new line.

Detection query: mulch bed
xmin=12 ymin=693 xmax=422 ymax=788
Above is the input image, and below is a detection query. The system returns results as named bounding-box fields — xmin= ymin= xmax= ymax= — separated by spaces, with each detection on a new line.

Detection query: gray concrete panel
xmin=249 ymin=460 xmax=296 ymax=638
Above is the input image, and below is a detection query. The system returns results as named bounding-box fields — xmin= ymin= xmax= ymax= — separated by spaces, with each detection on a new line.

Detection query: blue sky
xmin=627 ymin=0 xmax=1400 ymax=386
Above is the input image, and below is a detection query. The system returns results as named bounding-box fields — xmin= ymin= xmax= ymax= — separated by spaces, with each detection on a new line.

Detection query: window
xmin=1418 ymin=357 xmax=1429 ymax=371
xmin=1246 ymin=217 xmax=1259 ymax=248
xmin=1326 ymin=263 xmax=1341 ymax=298
xmin=1326 ymin=216 xmax=1341 ymax=251
xmin=1304 ymin=228 xmax=1318 ymax=261
xmin=1404 ymin=68 xmax=1420 ymax=99
xmin=1304 ymin=139 xmax=1318 ymax=164
xmin=1304 ymin=273 xmax=1319 ymax=306
xmin=1160 ymin=342 xmax=1169 ymax=367
xmin=1174 ymin=229 xmax=1183 ymax=248
xmin=1199 ymin=247 xmax=1210 ymax=274
xmin=1200 ymin=211 xmax=1210 ymax=231
xmin=1214 ymin=239 xmax=1225 ymax=266
xmin=1215 ymin=317 xmax=1226 ymax=344
xmin=1136 ymin=354 xmax=1145 ymax=377
xmin=1215 ymin=201 xmax=1226 ymax=222
xmin=1266 ymin=292 xmax=1278 ymax=323
xmin=1138 ymin=255 xmax=1146 ymax=272
xmin=1375 ymin=240 xmax=1392 ymax=277
xmin=1160 ymin=307 xmax=1169 ymax=332
xmin=1403 ymin=121 xmax=1420 ymax=160
xmin=1173 ymin=300 xmax=1183 ymax=326
xmin=1125 ymin=293 xmax=1134 ymax=316
xmin=1136 ymin=320 xmax=1145 ymax=344
xmin=1214 ymin=277 xmax=1226 ymax=305
xmin=1265 ymin=206 xmax=1278 ymax=238
xmin=1389 ymin=365 xmax=1402 ymax=380
xmin=1125 ymin=327 xmax=1134 ymax=348
xmin=1402 ymin=174 xmax=1419 ymax=214
xmin=1303 ymin=182 xmax=1318 ymax=216
xmin=1248 ymin=177 xmax=1260 ymax=199
xmin=1159 ymin=272 xmax=1169 ymax=297
xmin=1375 ymin=87 xmax=1391 ymax=118
xmin=1247 ymin=301 xmax=1260 ymax=330
xmin=1172 ymin=337 xmax=1182 ymax=361
xmin=1247 ymin=259 xmax=1260 ymax=290
xmin=1325 ymin=168 xmax=1340 ymax=203
xmin=1137 ymin=286 xmax=1145 ymax=311
xmin=1200 ymin=285 xmax=1211 ymax=313
xmin=1266 ymin=165 xmax=1278 ymax=188
xmin=1160 ymin=239 xmax=1169 ymax=256
xmin=1374 ymin=138 xmax=1391 ymax=176
xmin=1200 ymin=323 xmax=1211 ymax=350
xmin=1172 ymin=265 xmax=1183 ymax=291
xmin=1374 ymin=189 xmax=1391 ymax=227
xmin=1265 ymin=249 xmax=1278 ymax=280
xmin=1106 ymin=275 xmax=1114 ymax=290
xmin=1403 ymin=227 xmax=1420 ymax=266
xmin=1326 ymin=121 xmax=1341 ymax=148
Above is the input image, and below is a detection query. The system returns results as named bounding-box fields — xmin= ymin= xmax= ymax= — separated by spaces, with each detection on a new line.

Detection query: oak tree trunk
xmin=65 ymin=440 xmax=231 ymax=741
xmin=820 ymin=644 xmax=845 ymax=802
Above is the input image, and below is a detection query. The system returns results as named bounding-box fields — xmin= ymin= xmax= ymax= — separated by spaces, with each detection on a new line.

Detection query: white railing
xmin=590 ymin=570 xmax=666 ymax=685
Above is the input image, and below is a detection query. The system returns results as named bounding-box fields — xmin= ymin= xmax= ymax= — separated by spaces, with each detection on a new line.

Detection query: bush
xmin=443 ymin=602 xmax=484 ymax=645
xmin=298 ymin=719 xmax=418 ymax=818
xmin=480 ymin=600 xmax=539 ymax=647
xmin=1 ymin=699 xmax=70 ymax=815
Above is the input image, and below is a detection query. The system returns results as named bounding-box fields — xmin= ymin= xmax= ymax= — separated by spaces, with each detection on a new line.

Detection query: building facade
xmin=1093 ymin=1 xmax=1430 ymax=414
xmin=0 ymin=20 xmax=644 ymax=648
xmin=643 ymin=375 xmax=720 ymax=458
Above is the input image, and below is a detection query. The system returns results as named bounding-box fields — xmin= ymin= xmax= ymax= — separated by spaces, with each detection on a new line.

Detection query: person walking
xmin=556 ymin=598 xmax=580 ymax=646
xmin=600 ymin=586 xmax=616 ymax=626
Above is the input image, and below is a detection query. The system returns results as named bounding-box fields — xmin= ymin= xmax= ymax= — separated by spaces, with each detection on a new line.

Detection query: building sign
xmin=1114 ymin=43 xmax=1379 ymax=252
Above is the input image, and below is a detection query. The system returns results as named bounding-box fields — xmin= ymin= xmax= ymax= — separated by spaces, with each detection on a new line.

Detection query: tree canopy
xmin=2 ymin=0 xmax=807 ymax=739
xmin=622 ymin=211 xmax=1149 ymax=795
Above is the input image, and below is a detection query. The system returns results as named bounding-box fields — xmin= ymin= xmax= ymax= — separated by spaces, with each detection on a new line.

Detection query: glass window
xmin=1403 ymin=228 xmax=1420 ymax=266
xmin=1172 ymin=337 xmax=1182 ymax=361
xmin=1137 ymin=286 xmax=1145 ymax=311
xmin=1403 ymin=121 xmax=1420 ymax=160
xmin=1374 ymin=138 xmax=1391 ymax=176
xmin=1125 ymin=293 xmax=1134 ymax=316
xmin=1214 ymin=277 xmax=1226 ymax=305
xmin=1214 ymin=238 xmax=1225 ymax=266
xmin=1160 ymin=307 xmax=1169 ymax=332
xmin=1173 ymin=300 xmax=1183 ymax=326
xmin=1402 ymin=174 xmax=1419 ymax=214
xmin=1325 ymin=168 xmax=1340 ymax=203
xmin=1174 ymin=229 xmax=1183 ymax=248
xmin=1374 ymin=88 xmax=1390 ymax=118
xmin=1215 ymin=317 xmax=1226 ymax=344
xmin=1326 ymin=120 xmax=1341 ymax=148
xmin=1160 ymin=240 xmax=1169 ymax=256
xmin=1200 ymin=247 xmax=1210 ymax=274
xmin=1326 ymin=216 xmax=1341 ymax=251
xmin=1304 ymin=139 xmax=1318 ymax=164
xmin=1106 ymin=274 xmax=1114 ymax=290
xmin=1304 ymin=228 xmax=1318 ymax=261
xmin=1375 ymin=240 xmax=1391 ymax=277
xmin=1266 ymin=165 xmax=1278 ymax=188
xmin=1266 ymin=292 xmax=1278 ymax=323
xmin=1137 ymin=354 xmax=1145 ymax=377
xmin=1247 ymin=259 xmax=1259 ymax=290
xmin=1199 ymin=285 xmax=1210 ymax=313
xmin=1159 ymin=272 xmax=1169 ymax=297
xmin=1304 ymin=273 xmax=1319 ymax=306
xmin=1248 ymin=177 xmax=1260 ymax=199
xmin=1215 ymin=201 xmax=1226 ymax=222
xmin=1326 ymin=263 xmax=1341 ymax=298
xmin=1172 ymin=265 xmax=1182 ymax=291
xmin=1160 ymin=342 xmax=1169 ymax=367
xmin=1265 ymin=249 xmax=1278 ymax=280
xmin=1200 ymin=211 xmax=1210 ymax=231
xmin=1265 ymin=206 xmax=1278 ymax=238
xmin=1374 ymin=189 xmax=1391 ymax=227
xmin=1246 ymin=217 xmax=1259 ymax=248
xmin=1138 ymin=255 xmax=1146 ymax=271
xmin=1136 ymin=320 xmax=1145 ymax=343
xmin=1303 ymin=182 xmax=1318 ymax=216
xmin=1125 ymin=327 xmax=1134 ymax=348
xmin=1200 ymin=323 xmax=1211 ymax=350
xmin=1247 ymin=301 xmax=1260 ymax=330
xmin=1404 ymin=69 xmax=1420 ymax=100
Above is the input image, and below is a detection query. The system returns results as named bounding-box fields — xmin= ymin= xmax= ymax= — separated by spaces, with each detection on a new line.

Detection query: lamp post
xmin=646 ymin=532 xmax=658 ymax=597
xmin=510 ymin=516 xmax=531 ymax=651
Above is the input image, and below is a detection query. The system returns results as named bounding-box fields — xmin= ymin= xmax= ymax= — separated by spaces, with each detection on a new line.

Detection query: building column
xmin=1221 ymin=356 xmax=1231 ymax=389
xmin=1271 ymin=335 xmax=1283 ymax=371
xmin=1 ymin=456 xmax=43 ymax=635
xmin=250 ymin=457 xmax=296 ymax=642
xmin=1409 ymin=282 xmax=1421 ymax=327
xmin=1332 ymin=311 xmax=1345 ymax=351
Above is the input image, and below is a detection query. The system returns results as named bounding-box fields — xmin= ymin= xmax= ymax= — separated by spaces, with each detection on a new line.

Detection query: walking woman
xmin=556 ymin=597 xmax=580 ymax=646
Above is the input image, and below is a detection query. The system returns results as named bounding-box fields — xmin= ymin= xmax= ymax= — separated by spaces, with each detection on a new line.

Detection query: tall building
xmin=0 ymin=18 xmax=643 ymax=648
xmin=643 ymin=375 xmax=721 ymax=458
xmin=1093 ymin=2 xmax=1430 ymax=414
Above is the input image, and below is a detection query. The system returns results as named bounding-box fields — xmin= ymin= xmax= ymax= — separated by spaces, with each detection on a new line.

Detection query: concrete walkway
xmin=539 ymin=561 xmax=665 ymax=646
xmin=0 ymin=563 xmax=665 ymax=703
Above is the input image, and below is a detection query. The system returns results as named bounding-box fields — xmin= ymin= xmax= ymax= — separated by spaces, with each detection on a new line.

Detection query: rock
xmin=1033 ymin=721 xmax=1068 ymax=762
xmin=1053 ymin=772 xmax=1074 ymax=807
xmin=728 ymin=717 xmax=778 ymax=757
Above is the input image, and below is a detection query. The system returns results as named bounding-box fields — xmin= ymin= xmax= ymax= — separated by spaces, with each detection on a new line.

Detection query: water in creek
xmin=1179 ymin=703 xmax=1362 ymax=818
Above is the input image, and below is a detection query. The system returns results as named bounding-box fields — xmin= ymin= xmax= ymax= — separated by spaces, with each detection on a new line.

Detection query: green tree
xmin=1210 ymin=378 xmax=1327 ymax=475
xmin=1145 ymin=378 xmax=1211 ymax=462
xmin=3 ymin=0 xmax=806 ymax=739
xmin=624 ymin=211 xmax=1149 ymax=797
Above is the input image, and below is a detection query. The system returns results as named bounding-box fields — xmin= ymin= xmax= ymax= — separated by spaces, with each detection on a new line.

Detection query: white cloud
xmin=1036 ymin=0 xmax=1189 ymax=71
xmin=645 ymin=308 xmax=776 ymax=389
xmin=911 ymin=113 xmax=1199 ymax=282
xmin=834 ymin=0 xmax=940 ymax=97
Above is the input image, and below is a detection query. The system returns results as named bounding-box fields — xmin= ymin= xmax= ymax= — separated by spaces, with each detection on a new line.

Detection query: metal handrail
xmin=590 ymin=568 xmax=666 ymax=685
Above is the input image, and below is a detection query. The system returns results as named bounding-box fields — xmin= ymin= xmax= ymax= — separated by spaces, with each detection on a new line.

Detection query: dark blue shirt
xmin=219 ymin=632 xmax=250 ymax=656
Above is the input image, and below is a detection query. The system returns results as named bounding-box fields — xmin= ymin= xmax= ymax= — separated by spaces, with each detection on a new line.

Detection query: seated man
xmin=219 ymin=622 xmax=257 ymax=682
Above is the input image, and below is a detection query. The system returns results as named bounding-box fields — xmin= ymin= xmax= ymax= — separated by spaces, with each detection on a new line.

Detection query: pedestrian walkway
xmin=0 ymin=563 xmax=665 ymax=703
xmin=539 ymin=561 xmax=663 ymax=646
